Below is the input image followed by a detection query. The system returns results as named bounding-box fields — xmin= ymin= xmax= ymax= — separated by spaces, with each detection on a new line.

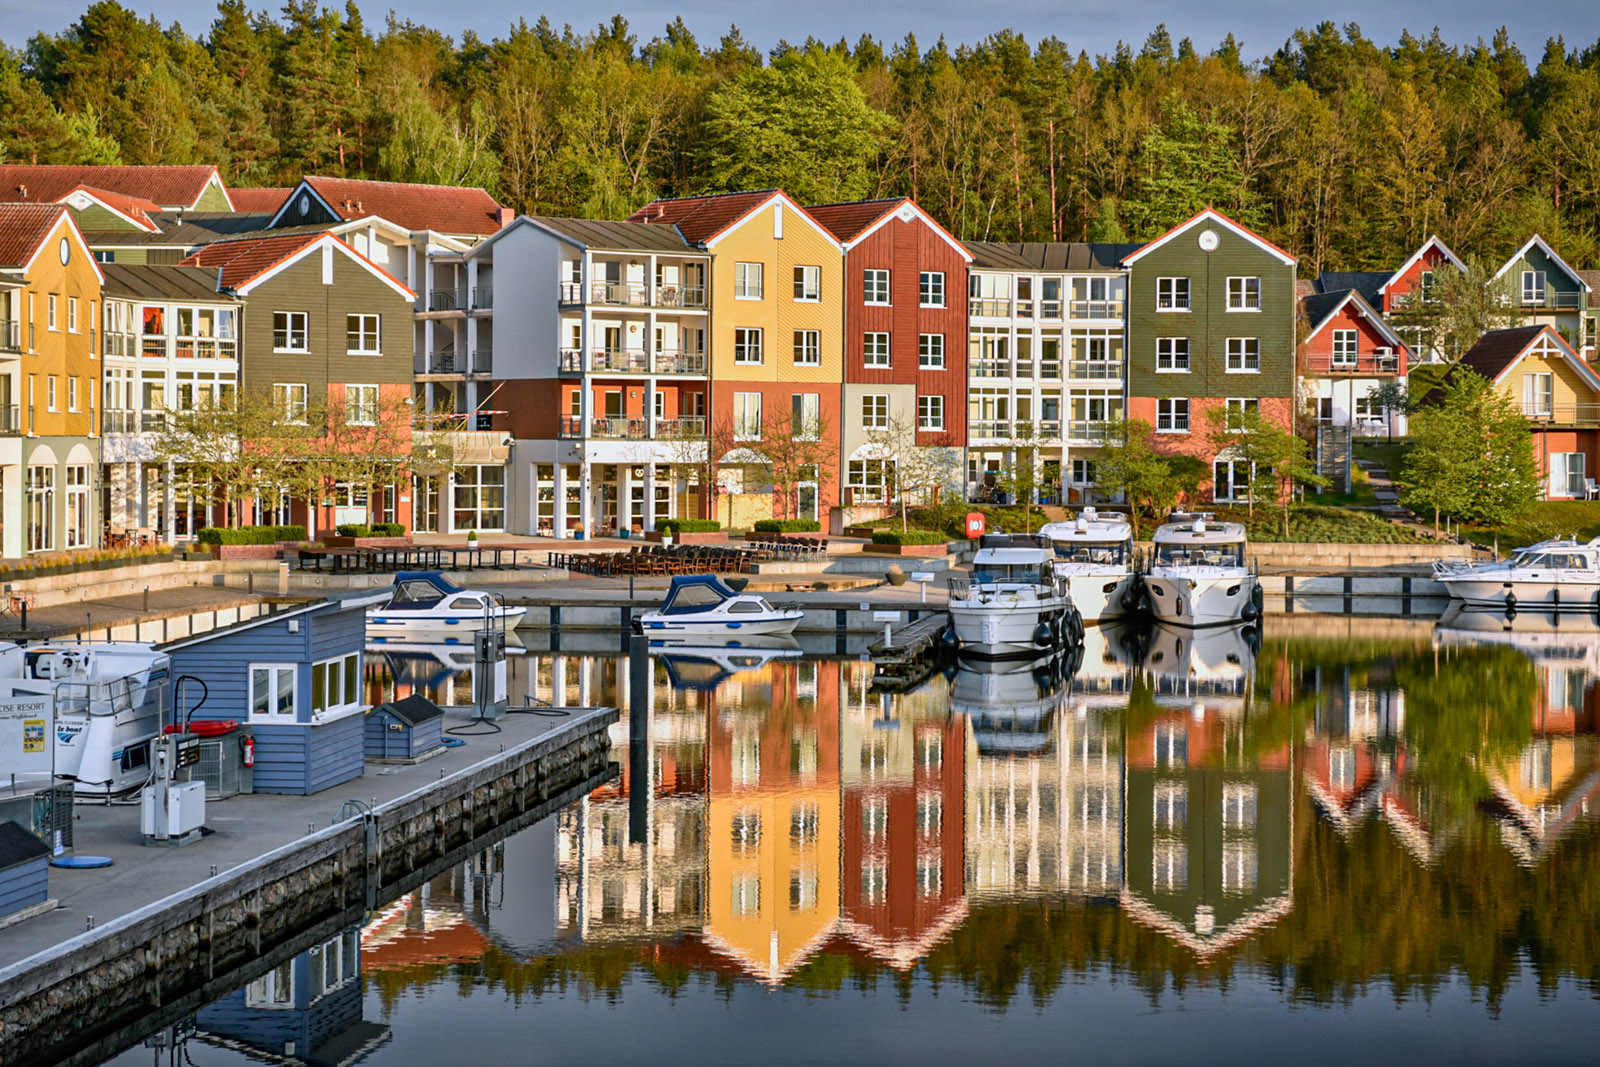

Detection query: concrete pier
xmin=0 ymin=707 xmax=618 ymax=1067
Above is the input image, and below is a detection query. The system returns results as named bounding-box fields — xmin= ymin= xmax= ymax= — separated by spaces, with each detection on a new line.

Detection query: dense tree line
xmin=5 ymin=4 xmax=1600 ymax=273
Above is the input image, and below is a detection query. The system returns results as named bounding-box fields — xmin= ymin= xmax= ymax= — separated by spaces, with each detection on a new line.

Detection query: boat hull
xmin=366 ymin=607 xmax=526 ymax=639
xmin=1144 ymin=572 xmax=1256 ymax=627
xmin=949 ymin=596 xmax=1076 ymax=658
xmin=1437 ymin=576 xmax=1600 ymax=609
xmin=1062 ymin=572 xmax=1140 ymax=624
xmin=636 ymin=613 xmax=803 ymax=637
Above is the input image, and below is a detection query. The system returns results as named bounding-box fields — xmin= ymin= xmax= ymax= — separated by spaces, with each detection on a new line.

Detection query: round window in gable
xmin=298 ymin=194 xmax=310 ymax=217
xmin=59 ymin=237 xmax=70 ymax=265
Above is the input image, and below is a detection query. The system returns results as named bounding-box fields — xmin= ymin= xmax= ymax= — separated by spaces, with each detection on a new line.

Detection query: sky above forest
xmin=3 ymin=0 xmax=1598 ymax=58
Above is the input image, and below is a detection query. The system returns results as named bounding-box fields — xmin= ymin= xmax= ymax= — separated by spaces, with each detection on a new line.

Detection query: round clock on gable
xmin=1198 ymin=229 xmax=1219 ymax=252
xmin=59 ymin=237 xmax=70 ymax=265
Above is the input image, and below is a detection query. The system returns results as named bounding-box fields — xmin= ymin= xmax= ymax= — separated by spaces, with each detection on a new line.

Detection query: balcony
xmin=142 ymin=337 xmax=167 ymax=358
xmin=1523 ymin=402 xmax=1600 ymax=426
xmin=1519 ymin=290 xmax=1583 ymax=310
xmin=103 ymin=333 xmax=135 ymax=358
xmin=141 ymin=411 xmax=166 ymax=432
xmin=970 ymin=360 xmax=1012 ymax=380
xmin=968 ymin=299 xmax=1010 ymax=318
xmin=1307 ymin=353 xmax=1401 ymax=375
xmin=557 ymin=349 xmax=707 ymax=375
xmin=471 ymin=286 xmax=493 ymax=310
xmin=1388 ymin=291 xmax=1438 ymax=310
xmin=557 ymin=416 xmax=707 ymax=440
xmin=427 ymin=289 xmax=466 ymax=313
xmin=0 ymin=405 xmax=18 ymax=434
xmin=0 ymin=319 xmax=19 ymax=356
xmin=1070 ymin=300 xmax=1123 ymax=320
xmin=969 ymin=419 xmax=1011 ymax=440
xmin=1069 ymin=360 xmax=1123 ymax=381
xmin=419 ymin=350 xmax=491 ymax=376
xmin=173 ymin=337 xmax=237 ymax=360
xmin=557 ymin=281 xmax=708 ymax=309
xmin=1067 ymin=420 xmax=1114 ymax=442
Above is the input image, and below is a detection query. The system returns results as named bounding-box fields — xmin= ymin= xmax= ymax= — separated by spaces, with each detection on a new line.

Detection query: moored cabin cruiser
xmin=1432 ymin=536 xmax=1600 ymax=610
xmin=948 ymin=534 xmax=1083 ymax=658
xmin=1144 ymin=514 xmax=1262 ymax=627
xmin=1039 ymin=507 xmax=1140 ymax=624
xmin=0 ymin=641 xmax=171 ymax=797
xmin=366 ymin=571 xmax=527 ymax=639
xmin=634 ymin=575 xmax=804 ymax=636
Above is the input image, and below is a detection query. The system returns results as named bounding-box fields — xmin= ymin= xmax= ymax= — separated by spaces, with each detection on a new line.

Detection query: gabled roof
xmin=1380 ymin=235 xmax=1465 ymax=294
xmin=1458 ymin=325 xmax=1599 ymax=391
xmin=516 ymin=215 xmax=700 ymax=253
xmin=1494 ymin=235 xmax=1592 ymax=292
xmin=272 ymin=176 xmax=507 ymax=237
xmin=628 ymin=189 xmax=841 ymax=250
xmin=179 ymin=231 xmax=414 ymax=299
xmin=1300 ymin=288 xmax=1406 ymax=350
xmin=1315 ymin=271 xmax=1386 ymax=306
xmin=84 ymin=211 xmax=275 ymax=249
xmin=57 ymin=185 xmax=162 ymax=232
xmin=967 ymin=240 xmax=1141 ymax=272
xmin=1121 ymin=208 xmax=1297 ymax=267
xmin=0 ymin=203 xmax=72 ymax=269
xmin=99 ymin=264 xmax=240 ymax=304
xmin=1579 ymin=270 xmax=1600 ymax=295
xmin=806 ymin=197 xmax=973 ymax=261
xmin=0 ymin=165 xmax=226 ymax=211
xmin=227 ymin=187 xmax=292 ymax=214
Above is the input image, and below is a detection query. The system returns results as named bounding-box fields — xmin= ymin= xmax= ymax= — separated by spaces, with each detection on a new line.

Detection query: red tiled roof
xmin=179 ymin=231 xmax=325 ymax=290
xmin=0 ymin=165 xmax=221 ymax=209
xmin=627 ymin=190 xmax=782 ymax=245
xmin=0 ymin=203 xmax=69 ymax=268
xmin=228 ymin=187 xmax=292 ymax=214
xmin=299 ymin=176 xmax=506 ymax=236
xmin=805 ymin=199 xmax=904 ymax=242
xmin=63 ymin=185 xmax=161 ymax=231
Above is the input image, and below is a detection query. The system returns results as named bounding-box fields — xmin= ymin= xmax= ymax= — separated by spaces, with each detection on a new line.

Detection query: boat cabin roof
xmin=657 ymin=574 xmax=741 ymax=614
xmin=1039 ymin=518 xmax=1133 ymax=543
xmin=1151 ymin=519 xmax=1247 ymax=546
xmin=389 ymin=571 xmax=467 ymax=604
xmin=972 ymin=546 xmax=1054 ymax=567
xmin=1516 ymin=536 xmax=1600 ymax=555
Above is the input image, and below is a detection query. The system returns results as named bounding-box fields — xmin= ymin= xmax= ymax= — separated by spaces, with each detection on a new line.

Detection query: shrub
xmin=371 ymin=522 xmax=406 ymax=536
xmin=753 ymin=519 xmax=821 ymax=533
xmin=197 ymin=525 xmax=307 ymax=546
xmin=871 ymin=528 xmax=949 ymax=546
xmin=336 ymin=523 xmax=370 ymax=537
xmin=655 ymin=518 xmax=721 ymax=534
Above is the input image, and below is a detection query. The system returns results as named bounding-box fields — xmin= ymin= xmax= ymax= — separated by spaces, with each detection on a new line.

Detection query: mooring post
xmin=628 ymin=633 xmax=649 ymax=846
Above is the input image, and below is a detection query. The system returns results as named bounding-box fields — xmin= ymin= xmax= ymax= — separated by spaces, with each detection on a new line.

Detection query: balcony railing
xmin=556 ymin=282 xmax=709 ymax=309
xmin=970 ymin=360 xmax=1012 ymax=379
xmin=427 ymin=289 xmax=465 ymax=312
xmin=1522 ymin=402 xmax=1600 ymax=425
xmin=0 ymin=405 xmax=18 ymax=434
xmin=1067 ymin=420 xmax=1114 ymax=442
xmin=557 ymin=415 xmax=707 ymax=440
xmin=471 ymin=347 xmax=492 ymax=373
xmin=1519 ymin=291 xmax=1583 ymax=310
xmin=471 ymin=286 xmax=493 ymax=310
xmin=1388 ymin=291 xmax=1437 ymax=310
xmin=141 ymin=411 xmax=167 ymax=432
xmin=1306 ymin=353 xmax=1402 ymax=375
xmin=968 ymin=298 xmax=1010 ymax=318
xmin=172 ymin=338 xmax=237 ymax=360
xmin=1069 ymin=360 xmax=1124 ymax=381
xmin=1070 ymin=300 xmax=1123 ymax=320
xmin=1040 ymin=300 xmax=1063 ymax=319
xmin=969 ymin=419 xmax=1011 ymax=439
xmin=557 ymin=349 xmax=708 ymax=375
xmin=0 ymin=319 xmax=18 ymax=355
xmin=103 ymin=332 xmax=135 ymax=358
xmin=141 ymin=337 xmax=166 ymax=358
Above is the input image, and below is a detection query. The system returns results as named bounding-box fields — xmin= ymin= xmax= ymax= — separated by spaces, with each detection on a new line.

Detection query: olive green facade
xmin=1127 ymin=219 xmax=1297 ymax=402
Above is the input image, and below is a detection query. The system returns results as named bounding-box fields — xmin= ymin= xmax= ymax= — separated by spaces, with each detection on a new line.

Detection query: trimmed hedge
xmin=335 ymin=522 xmax=407 ymax=537
xmin=197 ymin=525 xmax=306 ymax=546
xmin=754 ymin=519 xmax=821 ymax=533
xmin=655 ymin=518 xmax=721 ymax=534
xmin=871 ymin=528 xmax=949 ymax=546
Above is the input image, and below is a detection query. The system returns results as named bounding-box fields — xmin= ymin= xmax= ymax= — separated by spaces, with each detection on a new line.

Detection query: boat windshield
xmin=1511 ymin=550 xmax=1596 ymax=569
xmin=973 ymin=565 xmax=1047 ymax=586
xmin=1155 ymin=543 xmax=1244 ymax=568
xmin=1053 ymin=541 xmax=1128 ymax=565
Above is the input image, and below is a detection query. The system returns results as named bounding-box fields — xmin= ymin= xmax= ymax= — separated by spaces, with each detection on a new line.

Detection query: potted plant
xmin=465 ymin=529 xmax=479 ymax=546
xmin=885 ymin=564 xmax=908 ymax=586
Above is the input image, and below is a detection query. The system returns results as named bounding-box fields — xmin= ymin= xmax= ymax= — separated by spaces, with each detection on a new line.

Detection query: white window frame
xmin=864 ymin=269 xmax=890 ymax=305
xmin=1521 ymin=269 xmax=1546 ymax=306
xmin=67 ymin=376 xmax=78 ymax=412
xmin=733 ymin=392 xmax=762 ymax=440
xmin=1226 ymin=276 xmax=1261 ymax=311
xmin=863 ymin=332 xmax=890 ymax=368
xmin=918 ymin=333 xmax=945 ymax=369
xmin=918 ymin=394 xmax=944 ymax=430
xmin=1155 ymin=337 xmax=1190 ymax=373
xmin=1156 ymin=397 xmax=1189 ymax=433
xmin=1156 ymin=277 xmax=1190 ymax=311
xmin=310 ymin=652 xmax=361 ymax=721
xmin=47 ymin=294 xmax=58 ymax=332
xmin=1225 ymin=397 xmax=1260 ymax=430
xmin=792 ymin=265 xmax=820 ymax=302
xmin=346 ymin=313 xmax=381 ymax=354
xmin=345 ymin=383 xmax=378 ymax=425
xmin=67 ymin=296 xmax=78 ymax=333
xmin=733 ymin=327 xmax=763 ymax=365
xmin=792 ymin=329 xmax=820 ymax=366
xmin=1550 ymin=451 xmax=1585 ymax=498
xmin=274 ymin=382 xmax=308 ymax=424
xmin=273 ymin=311 xmax=309 ymax=352
xmin=249 ymin=663 xmax=297 ymax=723
xmin=791 ymin=393 xmax=820 ymax=439
xmin=919 ymin=271 xmax=945 ymax=307
xmin=734 ymin=262 xmax=763 ymax=300
xmin=1226 ymin=337 xmax=1261 ymax=373
xmin=46 ymin=375 xmax=57 ymax=412
xmin=1331 ymin=329 xmax=1358 ymax=366
xmin=862 ymin=393 xmax=889 ymax=430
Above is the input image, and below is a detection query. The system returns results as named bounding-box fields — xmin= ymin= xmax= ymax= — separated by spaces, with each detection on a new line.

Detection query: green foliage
xmin=1126 ymin=96 xmax=1259 ymax=238
xmin=1401 ymin=370 xmax=1540 ymax=525
xmin=197 ymin=524 xmax=306 ymax=545
xmin=871 ymin=527 xmax=948 ymax=545
xmin=655 ymin=518 xmax=720 ymax=534
xmin=1094 ymin=419 xmax=1207 ymax=537
xmin=1458 ymin=500 xmax=1600 ymax=548
xmin=334 ymin=522 xmax=407 ymax=537
xmin=1234 ymin=505 xmax=1434 ymax=543
xmin=753 ymin=519 xmax=820 ymax=532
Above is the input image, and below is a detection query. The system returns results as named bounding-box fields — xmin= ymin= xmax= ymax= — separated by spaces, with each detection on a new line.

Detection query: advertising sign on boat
xmin=0 ymin=694 xmax=54 ymax=776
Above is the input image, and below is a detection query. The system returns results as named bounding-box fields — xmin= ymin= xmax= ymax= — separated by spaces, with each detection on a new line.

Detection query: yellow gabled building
xmin=0 ymin=204 xmax=103 ymax=556
xmin=629 ymin=191 xmax=845 ymax=526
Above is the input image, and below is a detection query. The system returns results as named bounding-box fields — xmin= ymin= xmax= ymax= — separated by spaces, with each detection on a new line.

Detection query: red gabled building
xmin=807 ymin=198 xmax=970 ymax=509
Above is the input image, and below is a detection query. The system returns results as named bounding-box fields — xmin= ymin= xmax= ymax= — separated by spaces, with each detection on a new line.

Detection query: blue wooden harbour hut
xmin=365 ymin=693 xmax=445 ymax=761
xmin=0 ymin=820 xmax=51 ymax=921
xmin=159 ymin=591 xmax=387 ymax=795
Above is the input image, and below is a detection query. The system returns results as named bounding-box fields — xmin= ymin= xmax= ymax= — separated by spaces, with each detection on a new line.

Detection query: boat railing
xmin=1432 ymin=557 xmax=1489 ymax=578
xmin=947 ymin=576 xmax=970 ymax=600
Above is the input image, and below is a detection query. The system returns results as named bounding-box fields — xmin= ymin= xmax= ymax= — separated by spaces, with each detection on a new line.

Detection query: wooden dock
xmin=869 ymin=612 xmax=950 ymax=691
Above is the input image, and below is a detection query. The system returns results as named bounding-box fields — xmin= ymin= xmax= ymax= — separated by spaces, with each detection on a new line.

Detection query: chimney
xmin=17 ymin=185 xmax=26 ymax=200
xmin=356 ymin=200 xmax=363 ymax=211
xmin=494 ymin=206 xmax=514 ymax=229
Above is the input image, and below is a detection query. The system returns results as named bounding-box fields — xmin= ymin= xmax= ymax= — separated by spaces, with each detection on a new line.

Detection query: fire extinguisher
xmin=242 ymin=735 xmax=255 ymax=768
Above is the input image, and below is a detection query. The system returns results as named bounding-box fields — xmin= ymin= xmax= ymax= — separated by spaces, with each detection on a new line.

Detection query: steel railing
xmin=0 ymin=319 xmax=19 ymax=355
xmin=1069 ymin=360 xmax=1124 ymax=380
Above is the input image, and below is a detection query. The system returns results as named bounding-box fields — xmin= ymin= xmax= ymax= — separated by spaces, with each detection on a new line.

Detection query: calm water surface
xmin=108 ymin=613 xmax=1600 ymax=1066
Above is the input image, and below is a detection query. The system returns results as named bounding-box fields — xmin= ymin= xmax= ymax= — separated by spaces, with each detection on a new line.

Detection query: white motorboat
xmin=948 ymin=535 xmax=1083 ymax=658
xmin=1144 ymin=514 xmax=1262 ymax=627
xmin=634 ymin=575 xmax=804 ymax=637
xmin=1039 ymin=507 xmax=1141 ymax=624
xmin=1432 ymin=536 xmax=1600 ymax=610
xmin=0 ymin=641 xmax=171 ymax=797
xmin=366 ymin=571 xmax=526 ymax=639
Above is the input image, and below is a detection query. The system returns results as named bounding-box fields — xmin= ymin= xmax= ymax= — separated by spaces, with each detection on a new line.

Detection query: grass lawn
xmin=1305 ymin=463 xmax=1381 ymax=507
xmin=1214 ymin=505 xmax=1435 ymax=544
xmin=1459 ymin=501 xmax=1600 ymax=549
xmin=1353 ymin=437 xmax=1411 ymax=477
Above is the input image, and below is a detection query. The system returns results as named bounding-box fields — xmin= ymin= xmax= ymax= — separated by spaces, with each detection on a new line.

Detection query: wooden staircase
xmin=1316 ymin=425 xmax=1353 ymax=494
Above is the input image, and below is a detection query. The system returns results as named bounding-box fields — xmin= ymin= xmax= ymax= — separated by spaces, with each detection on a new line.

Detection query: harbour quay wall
xmin=0 ymin=708 xmax=618 ymax=1067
